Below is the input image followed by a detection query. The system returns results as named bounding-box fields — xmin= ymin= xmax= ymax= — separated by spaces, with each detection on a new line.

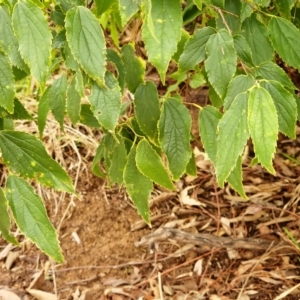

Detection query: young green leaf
xmin=0 ymin=52 xmax=15 ymax=113
xmin=124 ymin=146 xmax=152 ymax=224
xmin=205 ymin=29 xmax=237 ymax=99
xmin=142 ymin=0 xmax=182 ymax=84
xmin=233 ymin=35 xmax=253 ymax=66
xmin=216 ymin=92 xmax=249 ymax=186
xmin=89 ymin=72 xmax=122 ymax=131
xmin=224 ymin=75 xmax=255 ymax=111
xmin=269 ymin=17 xmax=300 ymax=70
xmin=0 ymin=188 xmax=18 ymax=245
xmin=0 ymin=131 xmax=74 ymax=193
xmin=65 ymin=6 xmax=106 ymax=84
xmin=178 ymin=27 xmax=216 ymax=72
xmin=67 ymin=76 xmax=81 ymax=126
xmin=260 ymin=81 xmax=297 ymax=138
xmin=136 ymin=139 xmax=175 ymax=190
xmin=119 ymin=0 xmax=140 ymax=26
xmin=134 ymin=81 xmax=160 ymax=142
xmin=198 ymin=106 xmax=222 ymax=165
xmin=159 ymin=98 xmax=192 ymax=180
xmin=121 ymin=43 xmax=145 ymax=93
xmin=241 ymin=13 xmax=273 ymax=65
xmin=6 ymin=175 xmax=63 ymax=262
xmin=248 ymin=86 xmax=278 ymax=174
xmin=12 ymin=0 xmax=52 ymax=85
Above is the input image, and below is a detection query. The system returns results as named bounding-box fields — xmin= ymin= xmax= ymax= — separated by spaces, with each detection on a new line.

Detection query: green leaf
xmin=57 ymin=0 xmax=84 ymax=13
xmin=12 ymin=0 xmax=52 ymax=85
xmin=92 ymin=142 xmax=106 ymax=178
xmin=94 ymin=0 xmax=117 ymax=16
xmin=7 ymin=98 xmax=33 ymax=120
xmin=37 ymin=88 xmax=50 ymax=138
xmin=260 ymin=81 xmax=297 ymax=138
xmin=0 ymin=188 xmax=18 ymax=244
xmin=274 ymin=0 xmax=291 ymax=19
xmin=65 ymin=6 xmax=106 ymax=84
xmin=0 ymin=131 xmax=74 ymax=193
xmin=109 ymin=137 xmax=127 ymax=185
xmin=124 ymin=146 xmax=152 ymax=224
xmin=142 ymin=0 xmax=182 ymax=83
xmin=224 ymin=74 xmax=255 ymax=111
xmin=233 ymin=35 xmax=253 ymax=66
xmin=52 ymin=29 xmax=66 ymax=49
xmin=205 ymin=29 xmax=237 ymax=99
xmin=79 ymin=104 xmax=101 ymax=128
xmin=248 ymin=86 xmax=278 ymax=174
xmin=89 ymin=72 xmax=122 ymax=131
xmin=209 ymin=84 xmax=223 ymax=108
xmin=241 ymin=13 xmax=273 ymax=65
xmin=63 ymin=41 xmax=79 ymax=71
xmin=136 ymin=139 xmax=175 ymax=190
xmin=134 ymin=81 xmax=160 ymax=142
xmin=51 ymin=6 xmax=65 ymax=27
xmin=173 ymin=29 xmax=190 ymax=63
xmin=178 ymin=27 xmax=216 ymax=72
xmin=227 ymin=156 xmax=247 ymax=199
xmin=185 ymin=152 xmax=197 ymax=176
xmin=256 ymin=62 xmax=296 ymax=91
xmin=66 ymin=76 xmax=81 ymax=126
xmin=198 ymin=106 xmax=222 ymax=165
xmin=0 ymin=4 xmax=28 ymax=71
xmin=269 ymin=17 xmax=300 ymax=70
xmin=6 ymin=175 xmax=63 ymax=262
xmin=193 ymin=0 xmax=202 ymax=10
xmin=0 ymin=52 xmax=15 ymax=113
xmin=159 ymin=98 xmax=191 ymax=180
xmin=121 ymin=44 xmax=145 ymax=93
xmin=216 ymin=92 xmax=249 ymax=186
xmin=119 ymin=0 xmax=140 ymax=26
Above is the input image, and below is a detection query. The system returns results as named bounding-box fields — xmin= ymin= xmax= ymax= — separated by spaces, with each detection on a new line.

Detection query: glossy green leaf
xmin=136 ymin=139 xmax=175 ymax=190
xmin=89 ymin=72 xmax=122 ymax=131
xmin=0 ymin=188 xmax=18 ymax=244
xmin=269 ymin=17 xmax=300 ymax=70
xmin=198 ymin=106 xmax=222 ymax=165
xmin=216 ymin=92 xmax=249 ymax=186
xmin=0 ymin=131 xmax=74 ymax=193
xmin=260 ymin=81 xmax=297 ymax=138
xmin=37 ymin=88 xmax=50 ymax=138
xmin=0 ymin=52 xmax=15 ymax=113
xmin=67 ymin=76 xmax=81 ymax=126
xmin=65 ymin=6 xmax=106 ymax=84
xmin=121 ymin=44 xmax=145 ymax=93
xmin=142 ymin=0 xmax=182 ymax=84
xmin=241 ymin=14 xmax=273 ymax=65
xmin=0 ymin=5 xmax=28 ymax=71
xmin=248 ymin=86 xmax=278 ymax=174
xmin=205 ymin=29 xmax=237 ymax=99
xmin=178 ymin=27 xmax=216 ymax=72
xmin=134 ymin=81 xmax=160 ymax=142
xmin=6 ymin=175 xmax=63 ymax=262
xmin=233 ymin=35 xmax=253 ymax=66
xmin=124 ymin=146 xmax=152 ymax=224
xmin=159 ymin=98 xmax=191 ymax=180
xmin=12 ymin=0 xmax=52 ymax=85
xmin=119 ymin=0 xmax=140 ymax=26
xmin=224 ymin=75 xmax=255 ymax=111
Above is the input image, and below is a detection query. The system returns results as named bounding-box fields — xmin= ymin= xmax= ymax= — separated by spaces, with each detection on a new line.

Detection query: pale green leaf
xmin=178 ymin=27 xmax=216 ymax=72
xmin=269 ymin=17 xmax=300 ymax=70
xmin=121 ymin=43 xmax=145 ymax=93
xmin=37 ymin=88 xmax=50 ymax=138
xmin=6 ymin=175 xmax=63 ymax=262
xmin=159 ymin=98 xmax=192 ymax=180
xmin=67 ymin=76 xmax=81 ymax=126
xmin=227 ymin=156 xmax=247 ymax=199
xmin=75 ymin=70 xmax=84 ymax=97
xmin=198 ymin=106 xmax=222 ymax=165
xmin=193 ymin=0 xmax=202 ymax=10
xmin=205 ymin=29 xmax=237 ymax=99
xmin=142 ymin=0 xmax=182 ymax=83
xmin=12 ymin=0 xmax=52 ymax=85
xmin=136 ymin=139 xmax=175 ymax=190
xmin=248 ymin=86 xmax=278 ymax=174
xmin=89 ymin=72 xmax=122 ymax=131
xmin=241 ymin=13 xmax=273 ymax=65
xmin=224 ymin=75 xmax=255 ymax=111
xmin=260 ymin=81 xmax=297 ymax=138
xmin=134 ymin=81 xmax=160 ymax=142
xmin=124 ymin=146 xmax=152 ymax=224
xmin=216 ymin=92 xmax=249 ymax=186
xmin=233 ymin=35 xmax=253 ymax=66
xmin=119 ymin=0 xmax=140 ymax=26
xmin=65 ymin=6 xmax=106 ymax=84
xmin=0 ymin=187 xmax=18 ymax=244
xmin=0 ymin=131 xmax=74 ymax=193
xmin=0 ymin=4 xmax=28 ymax=71
xmin=0 ymin=52 xmax=15 ymax=113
